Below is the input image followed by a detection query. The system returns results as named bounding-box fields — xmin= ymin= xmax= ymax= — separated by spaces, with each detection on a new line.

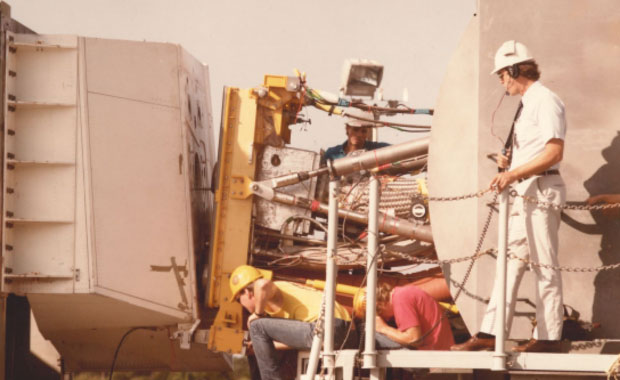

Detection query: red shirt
xmin=392 ymin=285 xmax=455 ymax=350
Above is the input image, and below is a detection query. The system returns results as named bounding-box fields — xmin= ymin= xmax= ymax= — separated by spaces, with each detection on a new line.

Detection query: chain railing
xmin=388 ymin=247 xmax=620 ymax=273
xmin=418 ymin=186 xmax=620 ymax=273
xmin=427 ymin=188 xmax=492 ymax=202
xmin=509 ymin=189 xmax=620 ymax=211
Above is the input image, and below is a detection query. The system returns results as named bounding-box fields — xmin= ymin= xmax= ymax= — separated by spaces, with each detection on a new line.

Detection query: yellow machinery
xmin=206 ymin=73 xmax=436 ymax=353
xmin=208 ymin=75 xmax=304 ymax=353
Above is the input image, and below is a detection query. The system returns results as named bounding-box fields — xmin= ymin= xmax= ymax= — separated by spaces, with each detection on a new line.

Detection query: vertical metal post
xmin=364 ymin=175 xmax=379 ymax=379
xmin=323 ymin=179 xmax=338 ymax=376
xmin=303 ymin=335 xmax=322 ymax=380
xmin=304 ymin=179 xmax=338 ymax=380
xmin=492 ymin=189 xmax=509 ymax=371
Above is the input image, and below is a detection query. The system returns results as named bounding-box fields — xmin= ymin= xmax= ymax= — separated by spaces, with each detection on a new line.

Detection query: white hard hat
xmin=345 ymin=109 xmax=376 ymax=128
xmin=491 ymin=40 xmax=534 ymax=75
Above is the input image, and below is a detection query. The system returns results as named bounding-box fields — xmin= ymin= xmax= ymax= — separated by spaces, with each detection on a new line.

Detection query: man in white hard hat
xmin=452 ymin=40 xmax=567 ymax=353
xmin=323 ymin=109 xmax=389 ymax=161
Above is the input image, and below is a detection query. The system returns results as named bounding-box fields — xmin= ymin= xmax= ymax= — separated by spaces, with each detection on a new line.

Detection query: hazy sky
xmin=10 ymin=0 xmax=476 ymax=150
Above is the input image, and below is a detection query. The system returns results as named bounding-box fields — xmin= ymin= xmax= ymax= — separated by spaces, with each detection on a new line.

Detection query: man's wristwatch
xmin=254 ymin=311 xmax=267 ymax=317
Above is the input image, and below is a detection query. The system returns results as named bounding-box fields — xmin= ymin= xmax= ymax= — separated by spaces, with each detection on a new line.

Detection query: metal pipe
xmin=256 ymin=140 xmax=428 ymax=192
xmin=371 ymin=155 xmax=428 ymax=174
xmin=304 ymin=334 xmax=322 ymax=380
xmin=304 ymin=180 xmax=340 ymax=379
xmin=363 ymin=175 xmax=379 ymax=371
xmin=323 ymin=179 xmax=338 ymax=375
xmin=330 ymin=137 xmax=429 ymax=177
xmin=268 ymin=167 xmax=328 ymax=189
xmin=492 ymin=189 xmax=509 ymax=371
xmin=271 ymin=192 xmax=433 ymax=243
xmin=258 ymin=230 xmax=327 ymax=245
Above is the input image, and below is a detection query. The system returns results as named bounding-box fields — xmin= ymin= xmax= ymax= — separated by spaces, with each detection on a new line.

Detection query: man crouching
xmin=230 ymin=265 xmax=357 ymax=380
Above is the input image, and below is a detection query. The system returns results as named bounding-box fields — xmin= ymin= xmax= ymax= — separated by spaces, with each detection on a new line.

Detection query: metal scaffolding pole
xmin=364 ymin=175 xmax=381 ymax=379
xmin=492 ymin=189 xmax=509 ymax=371
xmin=303 ymin=179 xmax=339 ymax=380
xmin=323 ymin=179 xmax=338 ymax=377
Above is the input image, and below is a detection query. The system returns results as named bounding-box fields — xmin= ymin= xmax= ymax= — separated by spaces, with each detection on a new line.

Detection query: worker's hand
xmin=489 ymin=171 xmax=518 ymax=192
xmin=497 ymin=149 xmax=511 ymax=170
xmin=587 ymin=194 xmax=620 ymax=218
xmin=247 ymin=312 xmax=261 ymax=328
xmin=375 ymin=316 xmax=388 ymax=334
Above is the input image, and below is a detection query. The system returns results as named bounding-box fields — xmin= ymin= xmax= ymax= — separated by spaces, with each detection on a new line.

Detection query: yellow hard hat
xmin=229 ymin=265 xmax=271 ymax=300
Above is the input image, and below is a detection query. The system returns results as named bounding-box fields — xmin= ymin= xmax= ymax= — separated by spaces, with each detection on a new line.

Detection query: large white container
xmin=1 ymin=33 xmax=224 ymax=371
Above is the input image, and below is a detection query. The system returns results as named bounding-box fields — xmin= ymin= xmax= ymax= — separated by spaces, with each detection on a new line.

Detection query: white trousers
xmin=480 ymin=175 xmax=566 ymax=340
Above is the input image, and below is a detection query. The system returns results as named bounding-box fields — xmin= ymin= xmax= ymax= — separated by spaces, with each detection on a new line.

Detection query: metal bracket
xmin=171 ymin=319 xmax=201 ymax=350
xmin=249 ymin=179 xmax=275 ymax=201
xmin=230 ymin=175 xmax=253 ymax=199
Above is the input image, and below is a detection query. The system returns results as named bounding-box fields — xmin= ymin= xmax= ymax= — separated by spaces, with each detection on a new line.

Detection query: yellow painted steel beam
xmin=208 ymin=76 xmax=302 ymax=353
xmin=209 ymin=87 xmax=258 ymax=308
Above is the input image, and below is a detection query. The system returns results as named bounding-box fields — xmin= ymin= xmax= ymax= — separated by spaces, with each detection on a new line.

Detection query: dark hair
xmin=235 ymin=283 xmax=254 ymax=301
xmin=518 ymin=61 xmax=541 ymax=80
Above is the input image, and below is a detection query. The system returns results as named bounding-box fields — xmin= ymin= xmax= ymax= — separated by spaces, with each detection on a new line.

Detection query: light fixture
xmin=340 ymin=59 xmax=384 ymax=97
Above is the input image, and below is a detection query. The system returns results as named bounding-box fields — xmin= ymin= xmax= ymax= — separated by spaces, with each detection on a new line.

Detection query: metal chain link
xmin=450 ymin=191 xmax=498 ymax=303
xmin=427 ymin=188 xmax=492 ymax=202
xmin=387 ymin=247 xmax=620 ymax=273
xmin=508 ymin=253 xmax=620 ymax=273
xmin=509 ymin=189 xmax=620 ymax=211
xmin=421 ymin=184 xmax=620 ymax=212
xmin=387 ymin=248 xmax=495 ymax=266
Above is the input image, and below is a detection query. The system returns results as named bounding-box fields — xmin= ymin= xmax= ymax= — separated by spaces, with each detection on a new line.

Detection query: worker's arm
xmin=375 ymin=316 xmax=422 ymax=347
xmin=491 ymin=138 xmax=563 ymax=191
xmin=247 ymin=278 xmax=278 ymax=328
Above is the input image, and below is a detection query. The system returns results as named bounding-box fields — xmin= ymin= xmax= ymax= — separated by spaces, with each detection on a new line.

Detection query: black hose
xmin=108 ymin=327 xmax=157 ymax=380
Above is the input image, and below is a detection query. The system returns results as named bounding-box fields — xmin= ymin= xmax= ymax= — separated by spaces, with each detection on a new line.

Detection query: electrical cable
xmin=306 ymin=90 xmax=432 ymax=129
xmin=490 ymin=92 xmax=507 ymax=147
xmin=386 ymin=126 xmax=429 ymax=133
xmin=351 ymin=102 xmax=434 ymax=116
xmin=342 ymin=111 xmax=431 ymax=129
xmin=108 ymin=327 xmax=157 ymax=380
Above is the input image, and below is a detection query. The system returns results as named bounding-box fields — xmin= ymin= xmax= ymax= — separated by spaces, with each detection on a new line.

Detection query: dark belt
xmin=518 ymin=169 xmax=560 ymax=183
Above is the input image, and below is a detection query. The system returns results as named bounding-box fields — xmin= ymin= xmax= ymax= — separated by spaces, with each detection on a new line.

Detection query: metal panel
xmin=28 ymin=293 xmax=230 ymax=373
xmin=84 ymin=37 xmax=180 ymax=108
xmin=328 ymin=350 xmax=618 ymax=378
xmin=10 ymin=34 xmax=77 ymax=105
xmin=427 ymin=16 xmax=482 ymax=334
xmin=255 ymin=145 xmax=319 ymax=232
xmin=178 ymin=46 xmax=215 ymax=312
xmin=87 ymin=93 xmax=192 ymax=318
xmin=2 ymin=33 xmax=78 ymax=293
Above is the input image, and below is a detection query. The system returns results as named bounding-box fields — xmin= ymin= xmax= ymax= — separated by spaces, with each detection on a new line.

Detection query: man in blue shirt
xmin=323 ymin=110 xmax=389 ymax=161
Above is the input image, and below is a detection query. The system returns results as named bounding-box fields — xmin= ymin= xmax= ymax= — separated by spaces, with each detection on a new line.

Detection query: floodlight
xmin=340 ymin=59 xmax=384 ymax=97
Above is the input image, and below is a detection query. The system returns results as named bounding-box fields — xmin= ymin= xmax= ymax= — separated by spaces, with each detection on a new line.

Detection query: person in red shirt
xmin=374 ymin=283 xmax=454 ymax=350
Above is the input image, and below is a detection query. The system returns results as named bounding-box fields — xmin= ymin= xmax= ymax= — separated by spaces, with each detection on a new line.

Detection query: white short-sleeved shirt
xmin=510 ymin=81 xmax=566 ymax=170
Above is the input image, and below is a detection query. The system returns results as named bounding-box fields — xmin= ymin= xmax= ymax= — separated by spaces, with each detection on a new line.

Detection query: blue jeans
xmin=375 ymin=332 xmax=404 ymax=349
xmin=249 ymin=317 xmax=357 ymax=380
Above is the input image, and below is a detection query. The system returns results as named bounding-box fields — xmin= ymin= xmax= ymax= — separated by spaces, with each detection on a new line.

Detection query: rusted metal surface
xmin=255 ymin=145 xmax=320 ymax=233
